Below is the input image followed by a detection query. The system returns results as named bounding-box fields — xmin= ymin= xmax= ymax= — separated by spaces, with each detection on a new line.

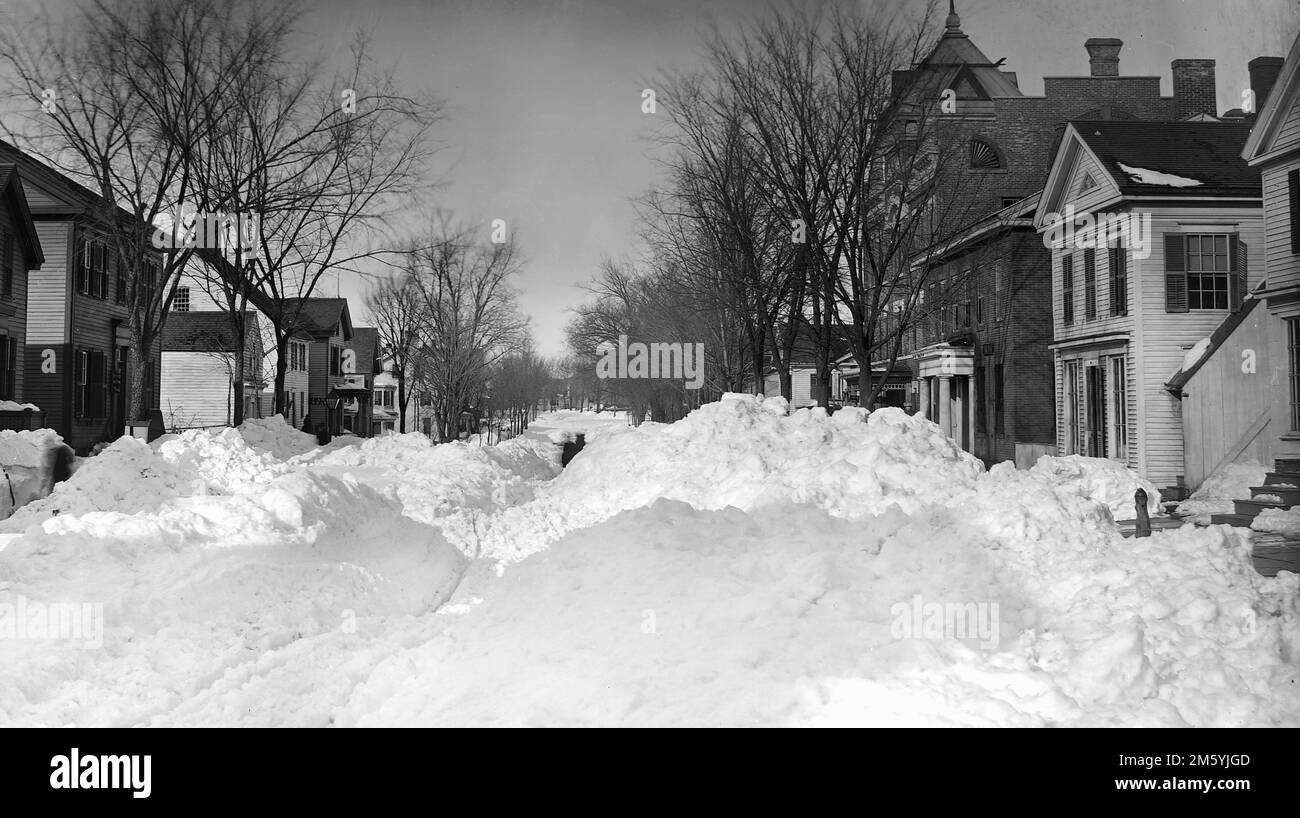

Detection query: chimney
xmin=1249 ymin=56 xmax=1284 ymax=112
xmin=1172 ymin=59 xmax=1217 ymax=119
xmin=1085 ymin=38 xmax=1122 ymax=77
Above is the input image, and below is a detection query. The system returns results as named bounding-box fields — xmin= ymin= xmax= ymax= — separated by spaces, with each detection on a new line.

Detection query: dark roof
xmin=1073 ymin=121 xmax=1261 ymax=197
xmin=161 ymin=310 xmax=260 ymax=353
xmin=1165 ymin=294 xmax=1264 ymax=393
xmin=350 ymin=327 xmax=382 ymax=374
xmin=0 ymin=164 xmax=44 ymax=267
xmin=282 ymin=297 xmax=352 ymax=338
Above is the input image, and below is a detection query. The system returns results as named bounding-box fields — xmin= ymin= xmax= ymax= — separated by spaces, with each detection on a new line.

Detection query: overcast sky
xmin=9 ymin=0 xmax=1300 ymax=356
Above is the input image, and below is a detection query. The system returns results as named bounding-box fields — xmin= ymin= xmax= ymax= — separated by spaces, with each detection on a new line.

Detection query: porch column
xmin=964 ymin=376 xmax=975 ymax=453
xmin=938 ymin=375 xmax=952 ymax=437
xmin=918 ymin=377 xmax=930 ymax=419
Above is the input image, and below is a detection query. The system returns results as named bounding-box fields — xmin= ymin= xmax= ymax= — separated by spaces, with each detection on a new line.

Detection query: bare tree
xmin=404 ymin=218 xmax=527 ymax=441
xmin=364 ymin=271 xmax=426 ymax=433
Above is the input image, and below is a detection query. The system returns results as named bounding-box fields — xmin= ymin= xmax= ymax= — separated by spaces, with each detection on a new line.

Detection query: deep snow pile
xmin=2 ymin=396 xmax=1297 ymax=727
xmin=1178 ymin=461 xmax=1268 ymax=524
xmin=478 ymin=395 xmax=1117 ymax=565
xmin=237 ymin=415 xmax=320 ymax=460
xmin=1024 ymin=454 xmax=1161 ymax=520
xmin=0 ymin=428 xmax=72 ymax=519
xmin=0 ymin=426 xmax=466 ymax=726
xmin=306 ymin=432 xmax=560 ymax=555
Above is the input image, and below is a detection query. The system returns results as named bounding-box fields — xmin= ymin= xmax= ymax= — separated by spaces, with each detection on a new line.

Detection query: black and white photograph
xmin=0 ymin=0 xmax=1296 ymax=775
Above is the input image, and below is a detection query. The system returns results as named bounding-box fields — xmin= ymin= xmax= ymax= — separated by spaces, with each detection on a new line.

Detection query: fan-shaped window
xmin=970 ymin=139 xmax=1003 ymax=170
xmin=1078 ymin=106 xmax=1138 ymax=121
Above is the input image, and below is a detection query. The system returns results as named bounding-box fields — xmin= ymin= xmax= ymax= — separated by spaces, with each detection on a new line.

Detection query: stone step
xmin=1250 ymin=485 xmax=1300 ymax=506
xmin=1209 ymin=512 xmax=1257 ymax=527
xmin=1235 ymin=498 xmax=1287 ymax=517
xmin=1274 ymin=458 xmax=1300 ymax=474
xmin=1264 ymin=472 xmax=1300 ymax=486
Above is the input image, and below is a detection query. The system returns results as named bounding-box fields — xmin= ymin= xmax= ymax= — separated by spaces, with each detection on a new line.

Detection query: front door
xmin=1086 ymin=365 xmax=1106 ymax=457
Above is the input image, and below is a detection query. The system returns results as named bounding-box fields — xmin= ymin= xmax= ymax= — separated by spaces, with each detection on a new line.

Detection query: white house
xmin=1035 ymin=120 xmax=1263 ymax=490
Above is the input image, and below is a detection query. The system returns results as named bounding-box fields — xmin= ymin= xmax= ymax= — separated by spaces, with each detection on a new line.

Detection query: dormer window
xmin=970 ymin=139 xmax=1002 ymax=170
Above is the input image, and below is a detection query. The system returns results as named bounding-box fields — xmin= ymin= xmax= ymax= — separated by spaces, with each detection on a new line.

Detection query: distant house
xmin=1036 ymin=120 xmax=1262 ymax=491
xmin=0 ymin=165 xmax=44 ymax=415
xmin=159 ymin=311 xmax=264 ymax=429
xmin=348 ymin=327 xmax=382 ymax=435
xmin=282 ymin=297 xmax=365 ymax=437
xmin=0 ymin=139 xmax=164 ymax=452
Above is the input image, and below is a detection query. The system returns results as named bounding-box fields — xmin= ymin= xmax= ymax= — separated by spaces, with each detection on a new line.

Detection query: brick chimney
xmin=1085 ymin=38 xmax=1122 ymax=77
xmin=1172 ymin=59 xmax=1217 ymax=119
xmin=1249 ymin=56 xmax=1284 ymax=112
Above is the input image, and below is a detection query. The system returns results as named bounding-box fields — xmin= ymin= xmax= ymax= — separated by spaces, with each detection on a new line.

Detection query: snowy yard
xmin=0 ymin=395 xmax=1297 ymax=727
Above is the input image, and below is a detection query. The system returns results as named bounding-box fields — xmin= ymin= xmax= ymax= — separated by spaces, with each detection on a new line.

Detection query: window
xmin=1290 ymin=318 xmax=1300 ymax=431
xmin=1166 ymin=233 xmax=1244 ymax=311
xmin=975 ymin=296 xmax=984 ymax=325
xmin=1064 ymin=360 xmax=1081 ymax=454
xmin=994 ymin=363 xmax=1005 ymax=435
xmin=1290 ymin=169 xmax=1300 ymax=254
xmin=970 ymin=139 xmax=1002 ymax=170
xmin=73 ymin=348 xmax=107 ymax=418
xmin=1083 ymin=249 xmax=1097 ymax=320
xmin=174 ymin=287 xmax=190 ymax=312
xmin=974 ymin=366 xmax=986 ymax=433
xmin=330 ymin=345 xmax=342 ymax=376
xmin=1080 ymin=172 xmax=1098 ymax=192
xmin=1 ymin=229 xmax=13 ymax=299
xmin=1062 ymin=254 xmax=1074 ymax=325
xmin=1001 ymin=196 xmax=1022 ymax=209
xmin=285 ymin=389 xmax=296 ymax=426
xmin=76 ymin=238 xmax=90 ymax=294
xmin=0 ymin=335 xmax=15 ymax=399
xmin=1109 ymin=244 xmax=1128 ymax=316
xmin=1109 ymin=355 xmax=1128 ymax=461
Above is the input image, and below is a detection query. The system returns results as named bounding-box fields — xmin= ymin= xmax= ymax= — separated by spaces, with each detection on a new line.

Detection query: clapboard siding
xmin=160 ymin=352 xmax=232 ymax=428
xmin=1179 ymin=305 xmax=1271 ymax=488
xmin=1261 ymin=161 xmax=1300 ymax=295
xmin=25 ymin=221 xmax=69 ymax=344
xmin=1273 ymin=93 xmax=1300 ymax=150
xmin=1132 ymin=208 xmax=1266 ymax=486
xmin=0 ymin=201 xmax=31 ymax=401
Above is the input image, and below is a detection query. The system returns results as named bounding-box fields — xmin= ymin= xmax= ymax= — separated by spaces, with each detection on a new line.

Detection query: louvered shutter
xmin=1165 ymin=234 xmax=1188 ymax=313
xmin=1230 ymin=235 xmax=1247 ymax=311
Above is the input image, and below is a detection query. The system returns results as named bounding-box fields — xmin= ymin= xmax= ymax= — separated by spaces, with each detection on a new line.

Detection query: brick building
xmin=880 ymin=3 xmax=1226 ymax=466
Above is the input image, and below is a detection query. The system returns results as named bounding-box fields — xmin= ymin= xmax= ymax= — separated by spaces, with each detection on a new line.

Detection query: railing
xmin=0 ymin=409 xmax=46 ymax=433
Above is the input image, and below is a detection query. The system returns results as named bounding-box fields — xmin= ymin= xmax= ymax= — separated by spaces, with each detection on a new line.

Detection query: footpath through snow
xmin=0 ymin=398 xmax=1296 ymax=727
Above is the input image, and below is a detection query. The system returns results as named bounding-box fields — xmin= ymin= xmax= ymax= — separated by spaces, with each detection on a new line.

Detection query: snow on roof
xmin=1118 ymin=163 xmax=1202 ymax=188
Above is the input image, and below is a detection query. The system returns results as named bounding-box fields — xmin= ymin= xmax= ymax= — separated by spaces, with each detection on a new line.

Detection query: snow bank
xmin=0 ymin=429 xmax=72 ymax=520
xmin=0 ymin=428 xmax=467 ymax=727
xmin=1253 ymin=506 xmax=1300 ymax=534
xmin=238 ymin=415 xmax=320 ymax=460
xmin=1178 ymin=460 xmax=1267 ymax=523
xmin=480 ymin=395 xmax=1125 ymax=565
xmin=0 ymin=401 xmax=39 ymax=412
xmin=1023 ymin=454 xmax=1161 ymax=520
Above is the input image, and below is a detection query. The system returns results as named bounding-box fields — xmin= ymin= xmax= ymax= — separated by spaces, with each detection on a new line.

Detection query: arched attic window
xmin=969 ymin=139 xmax=1003 ymax=170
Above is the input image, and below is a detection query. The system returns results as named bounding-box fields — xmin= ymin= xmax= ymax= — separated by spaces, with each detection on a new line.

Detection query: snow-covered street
xmin=1 ymin=396 xmax=1296 ymax=727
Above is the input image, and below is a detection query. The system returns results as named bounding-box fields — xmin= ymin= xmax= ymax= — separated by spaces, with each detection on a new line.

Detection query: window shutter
xmin=1165 ymin=233 xmax=1188 ymax=313
xmin=1230 ymin=235 xmax=1247 ymax=310
xmin=1290 ymin=169 xmax=1300 ymax=254
xmin=73 ymin=350 xmax=84 ymax=418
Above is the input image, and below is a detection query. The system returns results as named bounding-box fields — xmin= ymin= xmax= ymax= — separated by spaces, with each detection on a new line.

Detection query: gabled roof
xmin=1074 ymin=121 xmax=1259 ymax=196
xmin=0 ymin=164 xmax=44 ymax=267
xmin=350 ymin=327 xmax=382 ymax=375
xmin=1038 ymin=121 xmax=1261 ymax=224
xmin=282 ymin=297 xmax=353 ymax=340
xmin=161 ymin=310 xmax=261 ymax=353
xmin=1243 ymin=31 xmax=1300 ymax=165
